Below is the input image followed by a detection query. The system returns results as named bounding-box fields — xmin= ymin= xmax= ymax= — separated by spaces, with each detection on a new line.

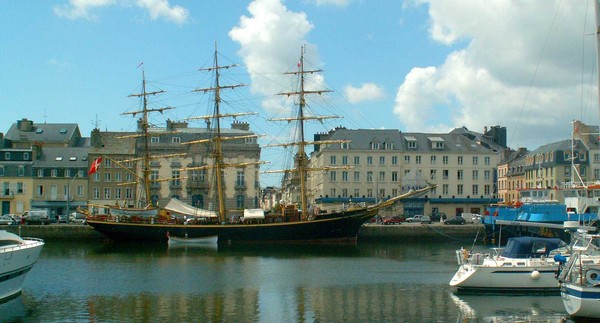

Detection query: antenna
xmin=93 ymin=114 xmax=101 ymax=130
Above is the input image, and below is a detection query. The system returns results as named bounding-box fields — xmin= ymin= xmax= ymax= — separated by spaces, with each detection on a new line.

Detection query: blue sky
xmin=1 ymin=0 xmax=598 ymax=186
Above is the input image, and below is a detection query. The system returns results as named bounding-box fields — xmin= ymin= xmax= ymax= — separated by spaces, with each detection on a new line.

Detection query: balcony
xmin=187 ymin=180 xmax=209 ymax=189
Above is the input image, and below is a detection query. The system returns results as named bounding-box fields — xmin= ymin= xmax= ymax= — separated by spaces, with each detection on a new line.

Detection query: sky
xmin=1 ymin=0 xmax=599 ymax=187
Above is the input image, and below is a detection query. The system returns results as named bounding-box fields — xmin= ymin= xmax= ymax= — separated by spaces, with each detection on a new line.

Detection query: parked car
xmin=405 ymin=215 xmax=424 ymax=223
xmin=24 ymin=209 xmax=51 ymax=225
xmin=444 ymin=216 xmax=466 ymax=225
xmin=382 ymin=216 xmax=405 ymax=225
xmin=428 ymin=212 xmax=447 ymax=223
xmin=70 ymin=212 xmax=87 ymax=224
xmin=0 ymin=215 xmax=16 ymax=225
xmin=419 ymin=215 xmax=432 ymax=224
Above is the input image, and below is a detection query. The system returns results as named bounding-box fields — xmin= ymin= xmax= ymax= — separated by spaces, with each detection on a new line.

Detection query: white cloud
xmin=344 ymin=83 xmax=384 ymax=104
xmin=53 ymin=0 xmax=188 ymax=24
xmin=315 ymin=0 xmax=350 ymax=7
xmin=229 ymin=0 xmax=322 ymax=114
xmin=53 ymin=0 xmax=116 ymax=20
xmin=396 ymin=0 xmax=597 ymax=149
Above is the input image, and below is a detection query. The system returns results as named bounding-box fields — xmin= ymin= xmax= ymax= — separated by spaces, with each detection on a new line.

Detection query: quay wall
xmin=3 ymin=223 xmax=485 ymax=242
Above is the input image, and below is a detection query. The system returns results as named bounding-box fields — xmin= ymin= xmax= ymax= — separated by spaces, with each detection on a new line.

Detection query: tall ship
xmin=85 ymin=46 xmax=433 ymax=243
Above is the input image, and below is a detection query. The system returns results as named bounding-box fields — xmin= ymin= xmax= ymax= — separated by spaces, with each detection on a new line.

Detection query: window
xmin=354 ymin=189 xmax=360 ymax=197
xmin=236 ymin=195 xmax=245 ymax=208
xmin=473 ymin=156 xmax=478 ymax=165
xmin=457 ymin=184 xmax=463 ymax=195
xmin=104 ymin=188 xmax=111 ymax=199
xmin=354 ymin=172 xmax=360 ymax=182
xmin=172 ymin=137 xmax=181 ymax=143
xmin=104 ymin=159 xmax=111 ymax=168
xmin=379 ymin=171 xmax=385 ymax=182
xmin=485 ymin=156 xmax=490 ymax=165
xmin=236 ymin=171 xmax=245 ymax=186
xmin=379 ymin=156 xmax=385 ymax=165
xmin=0 ymin=167 xmax=4 ymax=177
xmin=126 ymin=188 xmax=133 ymax=199
xmin=472 ymin=170 xmax=478 ymax=180
xmin=104 ymin=173 xmax=111 ymax=182
xmin=342 ymin=156 xmax=348 ymax=165
xmin=367 ymin=156 xmax=373 ymax=165
xmin=151 ymin=137 xmax=160 ymax=143
xmin=342 ymin=189 xmax=348 ymax=197
xmin=93 ymin=187 xmax=100 ymax=199
xmin=484 ymin=170 xmax=491 ymax=181
xmin=171 ymin=170 xmax=181 ymax=187
xmin=472 ymin=185 xmax=479 ymax=195
xmin=392 ymin=171 xmax=398 ymax=182
xmin=151 ymin=170 xmax=159 ymax=187
xmin=458 ymin=156 xmax=463 ymax=165
xmin=94 ymin=173 xmax=100 ymax=182
xmin=115 ymin=172 xmax=122 ymax=182
xmin=330 ymin=188 xmax=336 ymax=197
xmin=484 ymin=185 xmax=491 ymax=195
xmin=342 ymin=171 xmax=348 ymax=182
xmin=126 ymin=173 xmax=133 ymax=182
xmin=115 ymin=188 xmax=122 ymax=199
xmin=354 ymin=156 xmax=360 ymax=165
xmin=443 ymin=170 xmax=449 ymax=180
xmin=457 ymin=170 xmax=463 ymax=180
xmin=23 ymin=152 xmax=29 ymax=160
xmin=367 ymin=189 xmax=373 ymax=197
xmin=330 ymin=156 xmax=337 ymax=165
xmin=416 ymin=156 xmax=421 ymax=164
xmin=17 ymin=182 xmax=23 ymax=194
xmin=431 ymin=156 xmax=436 ymax=164
xmin=341 ymin=142 xmax=349 ymax=149
xmin=367 ymin=172 xmax=373 ymax=182
xmin=384 ymin=142 xmax=394 ymax=150
xmin=17 ymin=166 xmax=24 ymax=177
xmin=370 ymin=142 xmax=380 ymax=150
xmin=4 ymin=152 xmax=10 ymax=160
xmin=443 ymin=184 xmax=449 ymax=195
xmin=77 ymin=185 xmax=83 ymax=197
xmin=51 ymin=169 xmax=57 ymax=177
xmin=392 ymin=156 xmax=398 ymax=165
xmin=329 ymin=171 xmax=337 ymax=182
xmin=65 ymin=169 xmax=71 ymax=178
xmin=430 ymin=170 xmax=436 ymax=180
xmin=443 ymin=156 xmax=448 ymax=164
xmin=404 ymin=156 xmax=410 ymax=164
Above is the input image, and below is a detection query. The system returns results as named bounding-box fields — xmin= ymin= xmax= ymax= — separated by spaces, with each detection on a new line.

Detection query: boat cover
xmin=164 ymin=198 xmax=217 ymax=218
xmin=500 ymin=236 xmax=565 ymax=258
xmin=243 ymin=209 xmax=265 ymax=219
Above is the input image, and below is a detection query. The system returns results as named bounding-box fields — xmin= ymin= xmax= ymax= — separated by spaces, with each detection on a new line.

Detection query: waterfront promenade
xmin=1 ymin=222 xmax=485 ymax=242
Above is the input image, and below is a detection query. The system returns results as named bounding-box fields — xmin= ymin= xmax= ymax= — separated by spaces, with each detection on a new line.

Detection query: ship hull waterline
xmin=86 ymin=208 xmax=378 ymax=244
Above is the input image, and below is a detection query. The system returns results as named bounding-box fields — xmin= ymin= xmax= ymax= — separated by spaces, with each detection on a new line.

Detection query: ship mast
xmin=125 ymin=69 xmax=174 ymax=207
xmin=269 ymin=46 xmax=353 ymax=220
xmin=188 ymin=43 xmax=250 ymax=223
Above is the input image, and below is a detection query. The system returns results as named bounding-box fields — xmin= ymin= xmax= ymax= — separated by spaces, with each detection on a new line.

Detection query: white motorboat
xmin=0 ymin=230 xmax=44 ymax=302
xmin=450 ymin=236 xmax=567 ymax=293
xmin=557 ymin=231 xmax=600 ymax=319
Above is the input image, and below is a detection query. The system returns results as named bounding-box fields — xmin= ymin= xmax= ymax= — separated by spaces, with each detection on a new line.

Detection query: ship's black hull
xmin=87 ymin=208 xmax=378 ymax=244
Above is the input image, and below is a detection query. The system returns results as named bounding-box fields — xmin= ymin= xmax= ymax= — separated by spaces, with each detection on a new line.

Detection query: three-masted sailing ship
xmin=85 ymin=46 xmax=434 ymax=243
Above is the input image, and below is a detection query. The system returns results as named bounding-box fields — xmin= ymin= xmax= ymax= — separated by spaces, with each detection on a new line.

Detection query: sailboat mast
xmin=126 ymin=69 xmax=168 ymax=208
xmin=141 ymin=71 xmax=153 ymax=206
xmin=212 ymin=44 xmax=227 ymax=223
xmin=595 ymin=0 xmax=600 ymax=117
xmin=297 ymin=46 xmax=309 ymax=221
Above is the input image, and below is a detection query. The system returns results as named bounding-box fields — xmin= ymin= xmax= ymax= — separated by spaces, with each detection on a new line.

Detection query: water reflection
xmin=7 ymin=241 xmax=577 ymax=322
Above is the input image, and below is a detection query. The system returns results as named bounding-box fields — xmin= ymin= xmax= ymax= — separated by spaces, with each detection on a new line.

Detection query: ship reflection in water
xmin=2 ymin=240 xmax=576 ymax=322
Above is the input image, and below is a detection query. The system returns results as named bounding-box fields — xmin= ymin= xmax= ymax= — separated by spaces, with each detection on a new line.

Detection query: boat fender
xmin=585 ymin=269 xmax=600 ymax=285
xmin=531 ymin=270 xmax=540 ymax=280
xmin=553 ymin=254 xmax=567 ymax=264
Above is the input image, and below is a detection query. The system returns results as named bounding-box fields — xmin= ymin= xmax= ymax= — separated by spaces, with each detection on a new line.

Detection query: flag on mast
xmin=88 ymin=157 xmax=102 ymax=175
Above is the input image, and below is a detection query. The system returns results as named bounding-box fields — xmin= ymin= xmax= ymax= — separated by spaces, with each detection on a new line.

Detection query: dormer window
xmin=384 ymin=142 xmax=394 ymax=150
xmin=370 ymin=142 xmax=380 ymax=150
xmin=172 ymin=137 xmax=181 ymax=144
xmin=428 ymin=136 xmax=445 ymax=150
xmin=405 ymin=136 xmax=417 ymax=149
xmin=341 ymin=142 xmax=349 ymax=150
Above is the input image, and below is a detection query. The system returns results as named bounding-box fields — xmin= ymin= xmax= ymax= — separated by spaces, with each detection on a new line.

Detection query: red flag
xmin=88 ymin=157 xmax=102 ymax=175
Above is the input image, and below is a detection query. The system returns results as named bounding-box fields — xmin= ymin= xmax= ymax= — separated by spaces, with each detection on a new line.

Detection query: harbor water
xmin=4 ymin=239 xmax=574 ymax=322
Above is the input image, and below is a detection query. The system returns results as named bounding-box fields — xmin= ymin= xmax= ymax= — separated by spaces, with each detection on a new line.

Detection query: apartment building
xmin=308 ymin=126 xmax=506 ymax=217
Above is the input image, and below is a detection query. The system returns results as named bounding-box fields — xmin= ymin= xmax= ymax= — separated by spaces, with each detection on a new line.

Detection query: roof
xmin=34 ymin=147 xmax=90 ymax=168
xmin=5 ymin=120 xmax=80 ymax=144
